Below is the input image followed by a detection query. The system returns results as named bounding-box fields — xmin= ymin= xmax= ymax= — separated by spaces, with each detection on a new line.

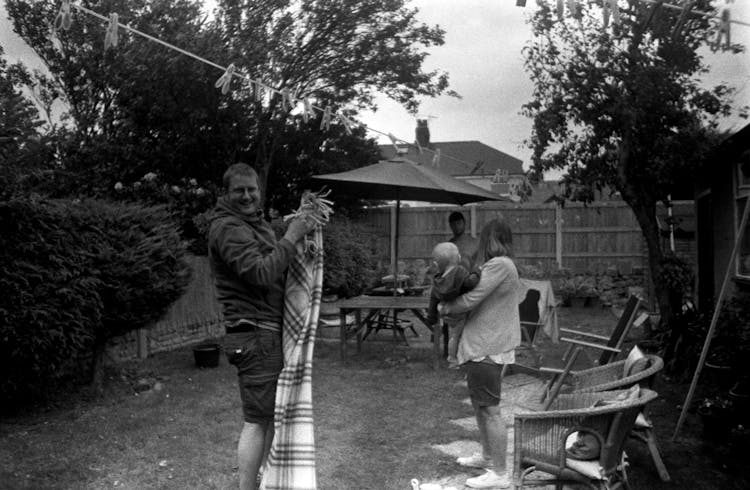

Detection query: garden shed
xmin=694 ymin=123 xmax=750 ymax=310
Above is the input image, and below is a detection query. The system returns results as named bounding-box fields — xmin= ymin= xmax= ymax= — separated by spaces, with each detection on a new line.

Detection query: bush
xmin=657 ymin=253 xmax=694 ymax=305
xmin=322 ymin=216 xmax=379 ymax=298
xmin=113 ymin=172 xmax=218 ymax=255
xmin=0 ymin=197 xmax=190 ymax=404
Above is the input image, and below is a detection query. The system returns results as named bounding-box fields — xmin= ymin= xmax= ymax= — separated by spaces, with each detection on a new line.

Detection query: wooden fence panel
xmin=105 ymin=200 xmax=693 ymax=360
xmin=353 ymin=201 xmax=658 ymax=275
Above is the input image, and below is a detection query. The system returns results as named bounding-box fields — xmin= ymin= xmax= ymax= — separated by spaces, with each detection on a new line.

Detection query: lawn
xmin=1 ymin=306 xmax=748 ymax=489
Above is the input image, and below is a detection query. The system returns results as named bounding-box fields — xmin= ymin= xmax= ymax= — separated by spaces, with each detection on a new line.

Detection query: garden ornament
xmin=54 ymin=0 xmax=72 ymax=31
xmin=104 ymin=13 xmax=119 ymax=50
xmin=214 ymin=63 xmax=235 ymax=94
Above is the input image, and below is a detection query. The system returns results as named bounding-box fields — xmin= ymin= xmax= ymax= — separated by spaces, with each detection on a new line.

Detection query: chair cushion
xmin=623 ymin=345 xmax=649 ymax=377
xmin=565 ymin=458 xmax=606 ymax=480
xmin=592 ymin=385 xmax=640 ymax=408
xmin=635 ymin=412 xmax=652 ymax=428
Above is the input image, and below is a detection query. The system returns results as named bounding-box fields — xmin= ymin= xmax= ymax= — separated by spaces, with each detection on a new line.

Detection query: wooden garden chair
xmin=558 ymin=294 xmax=643 ymax=367
xmin=513 ymin=387 xmax=659 ymax=489
xmin=501 ymin=279 xmax=559 ymax=377
xmin=538 ymin=350 xmax=670 ymax=482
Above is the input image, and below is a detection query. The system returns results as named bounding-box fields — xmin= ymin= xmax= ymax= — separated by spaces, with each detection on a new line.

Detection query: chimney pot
xmin=415 ymin=119 xmax=430 ymax=148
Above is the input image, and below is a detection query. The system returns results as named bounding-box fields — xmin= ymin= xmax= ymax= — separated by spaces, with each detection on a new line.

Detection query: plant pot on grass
xmin=729 ymin=379 xmax=750 ymax=419
xmin=193 ymin=343 xmax=221 ymax=368
xmin=569 ymin=296 xmax=587 ymax=308
xmin=698 ymin=396 xmax=735 ymax=443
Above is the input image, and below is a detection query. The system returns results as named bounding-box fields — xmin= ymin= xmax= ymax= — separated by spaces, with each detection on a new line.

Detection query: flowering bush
xmin=113 ymin=172 xmax=218 ymax=254
xmin=699 ymin=395 xmax=733 ymax=414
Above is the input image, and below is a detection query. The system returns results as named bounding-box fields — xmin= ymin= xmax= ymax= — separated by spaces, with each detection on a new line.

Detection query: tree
xmin=522 ymin=1 xmax=740 ymax=343
xmin=7 ymin=0 xmax=251 ymax=194
xmin=7 ymin=0 xmax=454 ymax=208
xmin=212 ymin=0 xmax=455 ymax=196
xmin=0 ymin=46 xmax=44 ymax=197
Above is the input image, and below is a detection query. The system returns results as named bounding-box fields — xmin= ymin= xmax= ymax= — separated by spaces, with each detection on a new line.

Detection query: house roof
xmin=377 ymin=140 xmax=524 ymax=177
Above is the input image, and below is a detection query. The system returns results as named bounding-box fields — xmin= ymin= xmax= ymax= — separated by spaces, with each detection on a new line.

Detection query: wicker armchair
xmin=541 ymin=354 xmax=664 ymax=405
xmin=539 ymin=353 xmax=670 ymax=482
xmin=513 ymin=388 xmax=659 ymax=490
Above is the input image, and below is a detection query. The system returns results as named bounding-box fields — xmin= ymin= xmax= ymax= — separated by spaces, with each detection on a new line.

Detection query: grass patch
xmin=2 ymin=306 xmax=749 ymax=489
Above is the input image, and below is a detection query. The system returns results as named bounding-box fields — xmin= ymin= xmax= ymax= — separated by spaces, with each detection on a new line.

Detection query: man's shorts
xmin=224 ymin=326 xmax=283 ymax=423
xmin=465 ymin=360 xmax=503 ymax=407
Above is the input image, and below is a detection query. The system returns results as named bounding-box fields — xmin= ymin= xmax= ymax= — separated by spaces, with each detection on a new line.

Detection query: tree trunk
xmin=626 ymin=196 xmax=690 ymax=372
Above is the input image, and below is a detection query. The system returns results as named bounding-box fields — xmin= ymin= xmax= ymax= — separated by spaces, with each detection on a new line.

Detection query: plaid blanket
xmin=261 ymin=228 xmax=323 ymax=490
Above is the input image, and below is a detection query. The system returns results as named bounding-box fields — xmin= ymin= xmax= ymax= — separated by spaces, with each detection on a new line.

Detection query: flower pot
xmin=193 ymin=343 xmax=221 ymax=368
xmin=703 ymin=361 xmax=733 ymax=389
xmin=729 ymin=383 xmax=750 ymax=421
xmin=570 ymin=296 xmax=587 ymax=308
xmin=585 ymin=296 xmax=601 ymax=308
xmin=698 ymin=407 xmax=733 ymax=442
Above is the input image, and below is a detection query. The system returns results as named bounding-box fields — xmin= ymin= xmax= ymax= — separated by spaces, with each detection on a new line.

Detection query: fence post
xmin=555 ymin=203 xmax=563 ymax=268
xmin=390 ymin=204 xmax=397 ymax=272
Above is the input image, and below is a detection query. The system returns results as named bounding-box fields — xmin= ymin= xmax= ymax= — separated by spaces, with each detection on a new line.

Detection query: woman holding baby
xmin=438 ymin=218 xmax=521 ymax=489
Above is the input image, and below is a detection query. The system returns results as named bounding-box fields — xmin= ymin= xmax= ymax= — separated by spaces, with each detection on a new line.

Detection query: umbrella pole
xmin=393 ymin=197 xmax=400 ymax=298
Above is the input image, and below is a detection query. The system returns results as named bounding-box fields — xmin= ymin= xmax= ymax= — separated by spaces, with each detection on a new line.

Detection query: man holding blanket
xmin=209 ymin=163 xmax=315 ymax=490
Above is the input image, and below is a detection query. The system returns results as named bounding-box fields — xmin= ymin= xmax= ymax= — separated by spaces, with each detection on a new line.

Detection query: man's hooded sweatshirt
xmin=208 ymin=196 xmax=297 ymax=325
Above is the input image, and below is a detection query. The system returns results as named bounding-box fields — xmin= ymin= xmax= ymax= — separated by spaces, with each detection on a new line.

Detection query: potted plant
xmin=560 ymin=275 xmax=599 ymax=307
xmin=697 ymin=395 xmax=735 ymax=442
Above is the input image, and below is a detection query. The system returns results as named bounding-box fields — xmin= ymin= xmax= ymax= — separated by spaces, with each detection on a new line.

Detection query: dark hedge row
xmin=0 ymin=197 xmax=191 ymax=404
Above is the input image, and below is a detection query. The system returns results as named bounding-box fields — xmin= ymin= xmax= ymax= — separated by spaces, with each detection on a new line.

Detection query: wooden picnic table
xmin=331 ymin=295 xmax=446 ymax=369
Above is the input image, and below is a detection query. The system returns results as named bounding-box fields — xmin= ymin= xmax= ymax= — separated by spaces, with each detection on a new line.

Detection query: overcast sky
xmin=2 ymin=0 xmax=749 ymax=171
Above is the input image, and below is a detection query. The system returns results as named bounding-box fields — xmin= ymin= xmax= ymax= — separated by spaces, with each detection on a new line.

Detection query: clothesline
xmin=63 ymin=2 xmax=475 ymax=171
xmin=56 ymin=1 xmax=749 ymax=173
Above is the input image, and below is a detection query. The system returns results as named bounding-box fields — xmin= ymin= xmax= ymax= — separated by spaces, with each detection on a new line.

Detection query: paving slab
xmin=436 ymin=373 xmax=564 ymax=489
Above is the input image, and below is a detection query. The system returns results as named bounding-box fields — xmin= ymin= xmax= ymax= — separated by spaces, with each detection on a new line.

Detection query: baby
xmin=425 ymin=242 xmax=480 ymax=367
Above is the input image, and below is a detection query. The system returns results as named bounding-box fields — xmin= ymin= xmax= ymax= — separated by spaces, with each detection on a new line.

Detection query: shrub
xmin=0 ymin=197 xmax=190 ymax=404
xmin=0 ymin=198 xmax=101 ymax=402
xmin=113 ymin=172 xmax=218 ymax=255
xmin=657 ymin=253 xmax=694 ymax=306
xmin=322 ymin=216 xmax=379 ymax=298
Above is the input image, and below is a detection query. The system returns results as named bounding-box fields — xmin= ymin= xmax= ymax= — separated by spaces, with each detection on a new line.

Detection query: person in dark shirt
xmin=208 ymin=163 xmax=315 ymax=490
xmin=425 ymin=242 xmax=480 ymax=367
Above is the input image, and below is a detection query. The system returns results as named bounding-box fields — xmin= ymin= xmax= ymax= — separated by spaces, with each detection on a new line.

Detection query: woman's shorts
xmin=224 ymin=327 xmax=283 ymax=423
xmin=466 ymin=360 xmax=503 ymax=407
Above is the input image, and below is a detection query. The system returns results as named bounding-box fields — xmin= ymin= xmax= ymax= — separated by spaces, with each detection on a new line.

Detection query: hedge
xmin=0 ymin=197 xmax=190 ymax=404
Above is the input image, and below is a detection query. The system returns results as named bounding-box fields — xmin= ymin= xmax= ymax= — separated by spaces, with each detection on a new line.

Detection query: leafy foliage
xmin=657 ymin=253 xmax=694 ymax=301
xmin=322 ymin=216 xmax=380 ymax=298
xmin=0 ymin=197 xmax=190 ymax=403
xmin=6 ymin=0 xmax=244 ymax=193
xmin=521 ymin=1 xmax=740 ymax=331
xmin=113 ymin=172 xmax=219 ymax=254
xmin=7 ymin=0 xmax=453 ymax=208
xmin=0 ymin=46 xmax=45 ymax=198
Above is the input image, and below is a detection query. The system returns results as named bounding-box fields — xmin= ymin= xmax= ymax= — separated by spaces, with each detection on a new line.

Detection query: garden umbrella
xmin=311 ymin=157 xmax=508 ymax=291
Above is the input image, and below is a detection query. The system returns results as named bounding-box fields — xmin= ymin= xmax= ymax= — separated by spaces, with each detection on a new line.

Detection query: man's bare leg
xmin=238 ymin=421 xmax=267 ymax=490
